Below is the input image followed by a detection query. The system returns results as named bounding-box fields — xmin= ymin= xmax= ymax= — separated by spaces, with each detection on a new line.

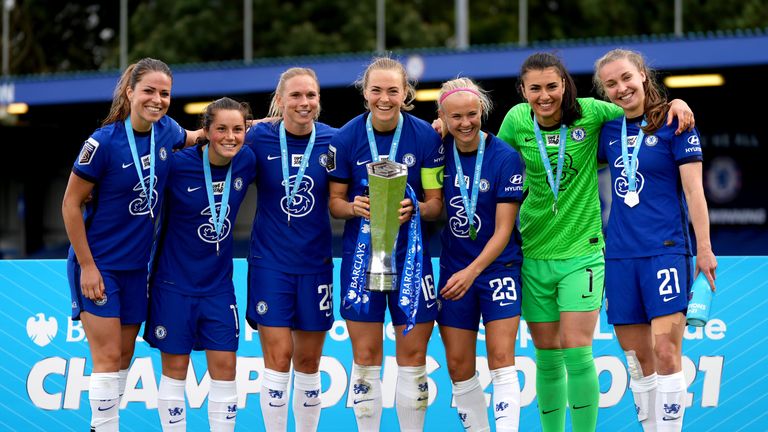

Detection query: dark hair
xmin=354 ymin=56 xmax=416 ymax=112
xmin=102 ymin=58 xmax=172 ymax=126
xmin=593 ymin=49 xmax=669 ymax=134
xmin=517 ymin=52 xmax=582 ymax=126
xmin=267 ymin=67 xmax=321 ymax=120
xmin=194 ymin=97 xmax=252 ymax=146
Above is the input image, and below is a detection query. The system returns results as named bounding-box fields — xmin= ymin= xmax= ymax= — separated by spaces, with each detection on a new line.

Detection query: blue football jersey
xmin=245 ymin=121 xmax=336 ymax=273
xmin=152 ymin=145 xmax=257 ymax=295
xmin=440 ymin=133 xmax=525 ymax=274
xmin=327 ymin=112 xmax=444 ymax=264
xmin=598 ymin=117 xmax=703 ymax=259
xmin=68 ymin=116 xmax=186 ymax=270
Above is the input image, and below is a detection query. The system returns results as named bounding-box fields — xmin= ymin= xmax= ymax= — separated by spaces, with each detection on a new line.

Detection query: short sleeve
xmin=165 ymin=116 xmax=188 ymax=150
xmin=327 ymin=131 xmax=351 ymax=181
xmin=72 ymin=133 xmax=109 ymax=183
xmin=671 ymin=124 xmax=703 ymax=165
xmin=496 ymin=150 xmax=525 ymax=203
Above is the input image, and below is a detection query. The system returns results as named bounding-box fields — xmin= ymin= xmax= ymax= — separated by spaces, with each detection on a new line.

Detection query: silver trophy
xmin=366 ymin=159 xmax=409 ymax=292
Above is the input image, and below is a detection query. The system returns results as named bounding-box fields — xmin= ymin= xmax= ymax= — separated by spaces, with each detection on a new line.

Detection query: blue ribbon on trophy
xmin=347 ymin=180 xmax=372 ymax=313
xmin=398 ymin=184 xmax=423 ymax=334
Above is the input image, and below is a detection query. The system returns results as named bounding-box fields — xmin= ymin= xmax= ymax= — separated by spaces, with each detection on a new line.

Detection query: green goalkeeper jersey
xmin=498 ymin=98 xmax=622 ymax=260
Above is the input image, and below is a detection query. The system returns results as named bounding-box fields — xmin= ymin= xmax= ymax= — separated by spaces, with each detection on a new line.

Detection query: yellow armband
xmin=421 ymin=166 xmax=444 ymax=190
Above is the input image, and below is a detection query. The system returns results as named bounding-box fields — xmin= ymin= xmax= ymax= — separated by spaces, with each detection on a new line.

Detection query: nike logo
xmin=187 ymin=186 xmax=202 ymax=192
xmin=303 ymin=401 xmax=321 ymax=407
xmin=169 ymin=418 xmax=184 ymax=424
xmin=353 ymin=398 xmax=374 ymax=405
xmin=122 ymin=162 xmax=134 ymax=168
xmin=524 ymin=137 xmax=536 ymax=142
xmin=269 ymin=402 xmax=286 ymax=407
xmin=542 ymin=408 xmax=559 ymax=414
xmin=356 ymin=160 xmax=371 ymax=166
xmin=495 ymin=416 xmax=507 ymax=421
xmin=573 ymin=404 xmax=591 ymax=410
xmin=267 ymin=155 xmax=281 ymax=160
xmin=663 ymin=296 xmax=678 ymax=302
xmin=417 ymin=396 xmax=428 ymax=401
xmin=97 ymin=404 xmax=116 ymax=411
xmin=581 ymin=294 xmax=593 ymax=298
xmin=662 ymin=416 xmax=677 ymax=421
xmin=609 ymin=139 xmax=620 ymax=146
xmin=226 ymin=414 xmax=237 ymax=419
xmin=325 ymin=311 xmax=332 ymax=317
xmin=426 ymin=302 xmax=436 ymax=309
xmin=499 ymin=301 xmax=514 ymax=306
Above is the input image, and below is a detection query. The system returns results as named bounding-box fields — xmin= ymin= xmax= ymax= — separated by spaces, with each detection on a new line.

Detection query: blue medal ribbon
xmin=202 ymin=144 xmax=232 ymax=255
xmin=279 ymin=121 xmax=316 ymax=226
xmin=366 ymin=112 xmax=403 ymax=162
xmin=124 ymin=117 xmax=156 ymax=218
xmin=347 ymin=181 xmax=372 ymax=313
xmin=452 ymin=131 xmax=486 ymax=240
xmin=532 ymin=118 xmax=567 ymax=215
xmin=620 ymin=117 xmax=646 ymax=193
xmin=398 ymin=184 xmax=423 ymax=334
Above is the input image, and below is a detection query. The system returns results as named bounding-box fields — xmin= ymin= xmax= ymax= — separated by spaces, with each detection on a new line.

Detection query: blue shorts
xmin=67 ymin=257 xmax=148 ymax=324
xmin=339 ymin=253 xmax=438 ymax=325
xmin=246 ymin=266 xmax=334 ymax=331
xmin=605 ymin=255 xmax=692 ymax=325
xmin=145 ymin=287 xmax=239 ymax=354
xmin=437 ymin=265 xmax=522 ymax=331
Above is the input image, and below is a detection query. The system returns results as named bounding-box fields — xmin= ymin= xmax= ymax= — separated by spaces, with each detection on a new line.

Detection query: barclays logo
xmin=27 ymin=313 xmax=58 ymax=347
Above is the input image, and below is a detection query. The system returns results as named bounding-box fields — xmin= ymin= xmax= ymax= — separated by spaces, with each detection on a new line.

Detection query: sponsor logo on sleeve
xmin=78 ymin=138 xmax=100 ymax=165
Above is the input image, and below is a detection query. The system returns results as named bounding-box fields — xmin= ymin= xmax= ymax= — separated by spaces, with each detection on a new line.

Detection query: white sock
xmin=349 ymin=363 xmax=382 ymax=432
xmin=209 ymin=379 xmax=238 ymax=432
xmin=293 ymin=371 xmax=322 ymax=432
xmin=118 ymin=369 xmax=129 ymax=403
xmin=656 ymin=371 xmax=686 ymax=432
xmin=490 ymin=366 xmax=520 ymax=432
xmin=395 ymin=365 xmax=429 ymax=432
xmin=261 ymin=368 xmax=290 ymax=432
xmin=453 ymin=375 xmax=490 ymax=432
xmin=89 ymin=372 xmax=120 ymax=432
xmin=630 ymin=373 xmax=658 ymax=431
xmin=158 ymin=375 xmax=187 ymax=431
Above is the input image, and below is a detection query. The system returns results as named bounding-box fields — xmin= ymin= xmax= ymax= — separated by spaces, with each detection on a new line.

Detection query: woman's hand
xmin=667 ymin=99 xmax=695 ymax=135
xmin=398 ymin=198 xmax=414 ymax=225
xmin=351 ymin=195 xmax=370 ymax=219
xmin=696 ymin=247 xmax=718 ymax=291
xmin=79 ymin=263 xmax=106 ymax=302
xmin=440 ymin=267 xmax=479 ymax=301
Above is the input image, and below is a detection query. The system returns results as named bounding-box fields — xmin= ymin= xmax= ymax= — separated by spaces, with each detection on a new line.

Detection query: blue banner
xmin=1 ymin=257 xmax=765 ymax=431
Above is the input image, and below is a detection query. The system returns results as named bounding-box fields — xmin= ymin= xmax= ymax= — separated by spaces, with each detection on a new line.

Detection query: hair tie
xmin=438 ymin=87 xmax=480 ymax=104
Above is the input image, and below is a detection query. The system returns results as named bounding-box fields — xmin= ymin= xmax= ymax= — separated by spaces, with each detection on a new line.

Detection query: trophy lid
xmin=367 ymin=159 xmax=408 ymax=179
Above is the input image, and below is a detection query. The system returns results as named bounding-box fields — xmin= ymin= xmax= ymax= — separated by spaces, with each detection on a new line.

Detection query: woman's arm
xmin=440 ymin=201 xmax=519 ymax=300
xmin=680 ymin=162 xmax=717 ymax=290
xmin=329 ymin=181 xmax=365 ymax=220
xmin=61 ymin=172 xmax=105 ymax=300
xmin=667 ymin=99 xmax=696 ymax=135
xmin=419 ymin=188 xmax=444 ymax=221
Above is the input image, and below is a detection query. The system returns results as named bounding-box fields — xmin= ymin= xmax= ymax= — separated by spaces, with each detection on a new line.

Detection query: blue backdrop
xmin=1 ymin=257 xmax=765 ymax=431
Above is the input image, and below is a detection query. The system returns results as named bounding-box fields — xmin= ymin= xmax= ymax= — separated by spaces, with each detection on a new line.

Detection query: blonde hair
xmin=354 ymin=56 xmax=416 ymax=112
xmin=436 ymin=77 xmax=493 ymax=120
xmin=593 ymin=48 xmax=669 ymax=134
xmin=267 ymin=67 xmax=321 ymax=120
xmin=102 ymin=58 xmax=172 ymax=126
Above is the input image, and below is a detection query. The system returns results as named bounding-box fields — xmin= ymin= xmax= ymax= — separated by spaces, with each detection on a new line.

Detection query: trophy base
xmin=367 ymin=272 xmax=397 ymax=292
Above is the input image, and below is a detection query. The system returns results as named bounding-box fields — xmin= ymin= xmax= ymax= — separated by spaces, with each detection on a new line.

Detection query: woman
xmin=61 ymin=58 xmax=194 ymax=431
xmin=244 ymin=67 xmax=336 ymax=432
xmin=594 ymin=49 xmax=716 ymax=432
xmin=436 ymin=78 xmax=525 ymax=432
xmin=496 ymin=52 xmax=694 ymax=432
xmin=327 ymin=57 xmax=444 ymax=432
xmin=144 ymin=97 xmax=255 ymax=432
